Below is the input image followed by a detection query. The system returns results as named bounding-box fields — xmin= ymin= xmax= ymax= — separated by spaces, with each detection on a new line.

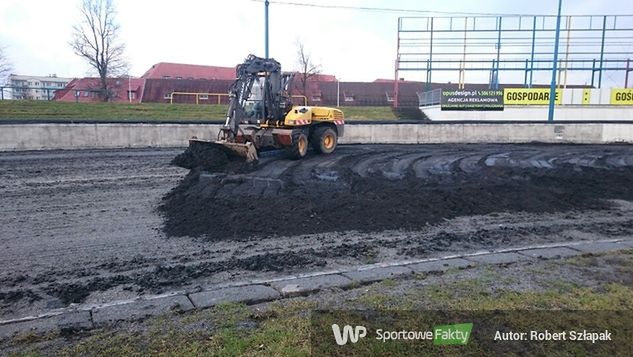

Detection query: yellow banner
xmin=610 ymin=88 xmax=633 ymax=105
xmin=503 ymin=88 xmax=562 ymax=105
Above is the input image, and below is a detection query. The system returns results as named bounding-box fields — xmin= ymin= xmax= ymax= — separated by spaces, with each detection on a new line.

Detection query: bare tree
xmin=295 ymin=41 xmax=321 ymax=97
xmin=0 ymin=46 xmax=11 ymax=84
xmin=70 ymin=0 xmax=127 ymax=101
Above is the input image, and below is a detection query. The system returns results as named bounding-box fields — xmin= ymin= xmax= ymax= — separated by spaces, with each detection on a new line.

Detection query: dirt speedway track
xmin=3 ymin=144 xmax=633 ymax=320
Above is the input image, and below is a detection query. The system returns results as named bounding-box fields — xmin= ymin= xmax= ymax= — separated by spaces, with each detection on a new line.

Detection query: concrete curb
xmin=1 ymin=238 xmax=631 ymax=338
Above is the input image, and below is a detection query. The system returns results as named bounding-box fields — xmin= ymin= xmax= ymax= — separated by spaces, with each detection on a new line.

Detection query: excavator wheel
xmin=311 ymin=126 xmax=337 ymax=154
xmin=286 ymin=131 xmax=309 ymax=159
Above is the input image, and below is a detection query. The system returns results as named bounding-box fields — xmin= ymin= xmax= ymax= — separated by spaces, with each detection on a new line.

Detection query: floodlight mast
xmin=264 ymin=0 xmax=270 ymax=59
xmin=548 ymin=0 xmax=563 ymax=122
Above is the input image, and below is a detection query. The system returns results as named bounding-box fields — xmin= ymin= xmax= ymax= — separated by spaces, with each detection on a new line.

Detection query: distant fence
xmin=0 ymin=86 xmax=64 ymax=101
xmin=167 ymin=92 xmax=308 ymax=106
xmin=141 ymin=78 xmax=422 ymax=107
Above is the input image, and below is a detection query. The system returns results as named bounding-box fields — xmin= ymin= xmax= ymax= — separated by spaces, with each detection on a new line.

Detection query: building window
xmin=311 ymin=95 xmax=322 ymax=102
xmin=386 ymin=92 xmax=394 ymax=102
xmin=199 ymin=94 xmax=209 ymax=100
xmin=164 ymin=93 xmax=172 ymax=99
xmin=176 ymin=76 xmax=182 ymax=80
xmin=163 ymin=76 xmax=171 ymax=79
xmin=344 ymin=92 xmax=355 ymax=102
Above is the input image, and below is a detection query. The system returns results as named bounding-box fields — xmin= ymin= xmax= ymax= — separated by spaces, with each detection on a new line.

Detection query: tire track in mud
xmin=4 ymin=207 xmax=633 ymax=307
xmin=161 ymin=144 xmax=633 ymax=241
xmin=3 ymin=144 xmax=633 ymax=319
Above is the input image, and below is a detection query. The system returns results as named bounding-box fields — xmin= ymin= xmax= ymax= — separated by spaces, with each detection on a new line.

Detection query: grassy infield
xmin=0 ymin=101 xmax=397 ymax=120
xmin=9 ymin=250 xmax=633 ymax=356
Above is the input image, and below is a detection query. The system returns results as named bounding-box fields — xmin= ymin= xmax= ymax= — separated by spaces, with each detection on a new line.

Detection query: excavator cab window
xmin=244 ymin=79 xmax=265 ymax=119
xmin=244 ymin=101 xmax=263 ymax=119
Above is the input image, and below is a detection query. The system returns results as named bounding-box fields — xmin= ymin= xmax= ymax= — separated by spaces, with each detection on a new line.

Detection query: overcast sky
xmin=0 ymin=0 xmax=628 ymax=86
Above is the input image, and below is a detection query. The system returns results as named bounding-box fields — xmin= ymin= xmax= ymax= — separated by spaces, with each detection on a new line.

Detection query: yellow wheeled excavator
xmin=189 ymin=54 xmax=344 ymax=162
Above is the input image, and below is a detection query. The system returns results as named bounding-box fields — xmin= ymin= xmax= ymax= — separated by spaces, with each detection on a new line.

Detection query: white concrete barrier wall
xmin=0 ymin=124 xmax=222 ymax=151
xmin=1 ymin=122 xmax=632 ymax=151
xmin=422 ymin=105 xmax=633 ymax=121
xmin=339 ymin=123 xmax=611 ymax=144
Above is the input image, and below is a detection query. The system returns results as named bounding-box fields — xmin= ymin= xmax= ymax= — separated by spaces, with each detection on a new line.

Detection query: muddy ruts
xmin=159 ymin=144 xmax=633 ymax=241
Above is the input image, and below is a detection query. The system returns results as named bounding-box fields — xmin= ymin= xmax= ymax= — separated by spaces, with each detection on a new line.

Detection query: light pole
xmin=264 ymin=0 xmax=269 ymax=59
xmin=547 ymin=0 xmax=563 ymax=122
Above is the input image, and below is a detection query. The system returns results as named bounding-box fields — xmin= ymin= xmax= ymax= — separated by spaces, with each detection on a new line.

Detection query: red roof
xmin=53 ymin=77 xmax=144 ymax=103
xmin=306 ymin=73 xmax=337 ymax=82
xmin=141 ymin=62 xmax=236 ymax=80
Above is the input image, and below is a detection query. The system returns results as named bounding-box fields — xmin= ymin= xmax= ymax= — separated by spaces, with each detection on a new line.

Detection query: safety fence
xmin=167 ymin=92 xmax=308 ymax=106
xmin=0 ymin=86 xmax=63 ymax=101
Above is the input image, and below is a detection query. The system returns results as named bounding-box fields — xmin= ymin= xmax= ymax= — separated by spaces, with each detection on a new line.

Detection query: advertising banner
xmin=503 ymin=88 xmax=562 ymax=105
xmin=440 ymin=89 xmax=504 ymax=111
xmin=610 ymin=88 xmax=633 ymax=105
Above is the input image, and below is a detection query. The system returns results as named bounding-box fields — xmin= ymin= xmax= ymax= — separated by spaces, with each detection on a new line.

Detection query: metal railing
xmin=417 ymin=89 xmax=442 ymax=107
xmin=168 ymin=91 xmax=308 ymax=106
xmin=0 ymin=86 xmax=64 ymax=100
xmin=169 ymin=92 xmax=228 ymax=105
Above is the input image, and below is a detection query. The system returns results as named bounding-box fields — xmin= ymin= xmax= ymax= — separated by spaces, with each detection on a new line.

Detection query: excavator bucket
xmin=189 ymin=139 xmax=259 ymax=163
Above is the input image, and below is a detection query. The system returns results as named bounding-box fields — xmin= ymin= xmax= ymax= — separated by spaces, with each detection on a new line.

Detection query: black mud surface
xmin=160 ymin=144 xmax=633 ymax=241
xmin=3 ymin=145 xmax=633 ymax=318
xmin=171 ymin=141 xmax=254 ymax=173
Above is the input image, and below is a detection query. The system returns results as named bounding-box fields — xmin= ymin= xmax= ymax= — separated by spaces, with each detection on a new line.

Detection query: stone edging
xmin=1 ymin=238 xmax=632 ymax=338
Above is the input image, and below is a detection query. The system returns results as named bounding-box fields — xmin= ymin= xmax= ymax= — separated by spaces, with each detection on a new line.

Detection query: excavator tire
xmin=311 ymin=126 xmax=337 ymax=154
xmin=286 ymin=131 xmax=309 ymax=159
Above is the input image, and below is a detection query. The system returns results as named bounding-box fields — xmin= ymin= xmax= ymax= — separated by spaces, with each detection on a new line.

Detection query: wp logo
xmin=331 ymin=324 xmax=367 ymax=345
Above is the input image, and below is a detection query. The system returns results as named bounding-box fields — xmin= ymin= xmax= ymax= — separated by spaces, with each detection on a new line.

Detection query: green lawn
xmin=336 ymin=105 xmax=397 ymax=120
xmin=0 ymin=101 xmax=397 ymax=121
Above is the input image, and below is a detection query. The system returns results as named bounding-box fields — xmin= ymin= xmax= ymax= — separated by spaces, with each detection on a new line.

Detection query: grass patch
xmin=12 ymin=251 xmax=633 ymax=355
xmin=56 ymin=301 xmax=314 ymax=357
xmin=0 ymin=101 xmax=398 ymax=121
xmin=336 ymin=106 xmax=397 ymax=120
xmin=0 ymin=101 xmax=225 ymax=121
xmin=41 ymin=282 xmax=633 ymax=356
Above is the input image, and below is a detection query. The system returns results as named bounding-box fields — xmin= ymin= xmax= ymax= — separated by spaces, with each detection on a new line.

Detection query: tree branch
xmin=295 ymin=40 xmax=322 ymax=97
xmin=69 ymin=0 xmax=127 ymax=101
xmin=0 ymin=46 xmax=12 ymax=82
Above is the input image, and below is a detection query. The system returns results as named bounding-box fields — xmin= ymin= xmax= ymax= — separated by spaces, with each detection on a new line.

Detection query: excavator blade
xmin=189 ymin=139 xmax=259 ymax=163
